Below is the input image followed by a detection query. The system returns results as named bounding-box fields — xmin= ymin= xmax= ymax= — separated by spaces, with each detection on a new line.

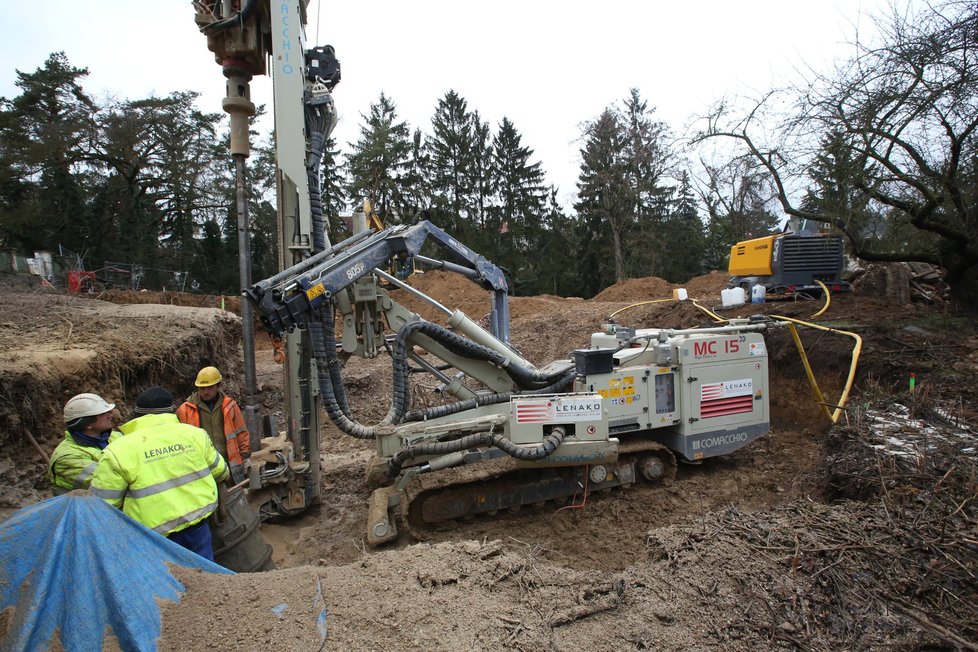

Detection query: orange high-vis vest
xmin=176 ymin=396 xmax=250 ymax=466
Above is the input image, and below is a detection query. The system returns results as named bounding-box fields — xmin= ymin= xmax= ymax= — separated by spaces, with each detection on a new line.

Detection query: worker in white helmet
xmin=48 ymin=393 xmax=120 ymax=495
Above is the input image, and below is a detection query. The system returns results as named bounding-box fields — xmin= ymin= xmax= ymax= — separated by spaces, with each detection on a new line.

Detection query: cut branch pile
xmin=646 ymin=396 xmax=978 ymax=650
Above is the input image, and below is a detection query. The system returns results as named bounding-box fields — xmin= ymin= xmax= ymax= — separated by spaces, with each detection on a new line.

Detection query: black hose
xmin=387 ymin=426 xmax=566 ymax=477
xmin=305 ymin=100 xmax=330 ymax=254
xmin=403 ymin=370 xmax=576 ymax=422
xmin=307 ymin=131 xmax=327 ymax=253
xmin=304 ymin=91 xmax=338 ymax=254
xmin=395 ymin=320 xmax=568 ymax=391
xmin=308 ymin=307 xmax=569 ymax=442
xmin=309 ymin=304 xmax=352 ymax=417
xmin=307 ymin=306 xmax=384 ymax=439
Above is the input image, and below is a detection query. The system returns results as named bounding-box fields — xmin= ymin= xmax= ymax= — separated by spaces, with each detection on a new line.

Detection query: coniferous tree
xmin=318 ymin=135 xmax=348 ymax=241
xmin=492 ymin=117 xmax=547 ymax=294
xmin=658 ymin=171 xmax=706 ymax=282
xmin=469 ymin=112 xmax=494 ymax=237
xmin=401 ymin=128 xmax=431 ymax=221
xmin=247 ymin=136 xmax=280 ymax=286
xmin=346 ymin=92 xmax=412 ymax=223
xmin=193 ymin=219 xmax=228 ymax=292
xmin=800 ymin=131 xmax=891 ymax=241
xmin=576 ymin=108 xmax=630 ymax=286
xmin=538 ymin=186 xmax=578 ymax=296
xmin=0 ymin=53 xmax=95 ymax=254
xmin=427 ymin=90 xmax=476 ymax=236
xmin=620 ymin=89 xmax=673 ymax=278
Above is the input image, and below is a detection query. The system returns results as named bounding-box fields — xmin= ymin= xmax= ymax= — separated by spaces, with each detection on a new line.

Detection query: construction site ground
xmin=1 ymin=266 xmax=976 ymax=650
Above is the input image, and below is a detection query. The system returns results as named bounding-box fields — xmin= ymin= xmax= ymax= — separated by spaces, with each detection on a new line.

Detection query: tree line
xmin=2 ymin=0 xmax=976 ymax=305
xmin=0 ymin=55 xmax=776 ymax=297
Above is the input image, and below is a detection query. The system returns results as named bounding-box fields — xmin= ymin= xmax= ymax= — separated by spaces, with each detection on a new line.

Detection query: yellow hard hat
xmin=195 ymin=366 xmax=223 ymax=387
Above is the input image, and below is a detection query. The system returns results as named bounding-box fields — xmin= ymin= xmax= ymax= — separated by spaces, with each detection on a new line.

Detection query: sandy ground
xmin=1 ymin=266 xmax=976 ymax=650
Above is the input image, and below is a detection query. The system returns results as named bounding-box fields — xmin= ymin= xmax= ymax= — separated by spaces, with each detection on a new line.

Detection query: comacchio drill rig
xmin=195 ymin=0 xmax=773 ymax=545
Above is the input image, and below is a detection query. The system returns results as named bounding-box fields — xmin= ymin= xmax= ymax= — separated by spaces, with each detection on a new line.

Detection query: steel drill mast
xmin=195 ymin=0 xmax=339 ymax=506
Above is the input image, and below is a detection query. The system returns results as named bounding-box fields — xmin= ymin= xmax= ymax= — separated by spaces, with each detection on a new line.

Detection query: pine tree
xmin=538 ymin=186 xmax=578 ymax=296
xmin=0 ymin=52 xmax=96 ymax=255
xmin=469 ymin=112 xmax=494 ymax=235
xmin=400 ymin=128 xmax=431 ymax=222
xmin=619 ymin=89 xmax=673 ymax=279
xmin=492 ymin=117 xmax=547 ymax=294
xmin=318 ymin=135 xmax=348 ymax=240
xmin=247 ymin=136 xmax=281 ymax=286
xmin=801 ymin=130 xmax=889 ymax=240
xmin=345 ymin=92 xmax=412 ymax=223
xmin=427 ymin=90 xmax=476 ymax=236
xmin=575 ymin=108 xmax=630 ymax=286
xmin=658 ymin=171 xmax=706 ymax=282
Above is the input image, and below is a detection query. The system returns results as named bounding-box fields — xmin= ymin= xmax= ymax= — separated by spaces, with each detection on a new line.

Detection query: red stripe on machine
xmin=700 ymin=395 xmax=754 ymax=418
xmin=515 ymin=402 xmax=554 ymax=423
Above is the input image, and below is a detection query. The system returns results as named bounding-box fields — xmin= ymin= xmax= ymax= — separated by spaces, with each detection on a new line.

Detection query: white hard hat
xmin=64 ymin=393 xmax=115 ymax=422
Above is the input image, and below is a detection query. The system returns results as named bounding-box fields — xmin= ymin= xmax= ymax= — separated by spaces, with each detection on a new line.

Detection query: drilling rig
xmin=195 ymin=1 xmax=775 ymax=544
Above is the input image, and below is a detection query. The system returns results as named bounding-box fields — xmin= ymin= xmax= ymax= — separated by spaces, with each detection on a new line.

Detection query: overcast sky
xmin=1 ymin=1 xmax=890 ymax=209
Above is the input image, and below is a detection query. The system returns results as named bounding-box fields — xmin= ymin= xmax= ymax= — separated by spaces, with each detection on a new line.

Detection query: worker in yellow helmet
xmin=176 ymin=366 xmax=251 ymax=484
xmin=48 ymin=393 xmax=120 ymax=495
xmin=89 ymin=386 xmax=228 ymax=560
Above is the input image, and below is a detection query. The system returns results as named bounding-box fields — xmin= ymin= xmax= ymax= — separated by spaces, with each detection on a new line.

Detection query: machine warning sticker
xmin=748 ymin=341 xmax=766 ymax=356
xmin=700 ymin=379 xmax=753 ymax=401
xmin=305 ymin=283 xmax=326 ymax=301
xmin=513 ymin=396 xmax=603 ymax=423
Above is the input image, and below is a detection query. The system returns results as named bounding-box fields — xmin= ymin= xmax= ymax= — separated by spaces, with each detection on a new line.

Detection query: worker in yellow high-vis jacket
xmin=89 ymin=386 xmax=229 ymax=561
xmin=49 ymin=393 xmax=120 ymax=495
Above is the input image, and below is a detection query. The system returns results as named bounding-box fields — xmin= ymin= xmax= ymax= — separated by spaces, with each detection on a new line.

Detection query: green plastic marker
xmin=909 ymin=372 xmax=916 ymax=392
xmin=221 ymin=295 xmax=226 ymax=311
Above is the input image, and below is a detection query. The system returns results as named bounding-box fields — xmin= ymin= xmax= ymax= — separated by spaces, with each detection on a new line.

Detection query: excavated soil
xmin=2 ymin=265 xmax=976 ymax=650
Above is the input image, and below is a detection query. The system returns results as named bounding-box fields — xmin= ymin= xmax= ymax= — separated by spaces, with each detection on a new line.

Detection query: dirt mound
xmin=95 ymin=289 xmax=239 ymax=313
xmin=0 ymin=286 xmax=245 ymax=513
xmin=392 ymin=270 xmax=491 ymax=323
xmin=681 ymin=270 xmax=731 ymax=299
xmin=587 ymin=269 xmax=764 ymax=304
xmin=591 ymin=275 xmax=674 ymax=301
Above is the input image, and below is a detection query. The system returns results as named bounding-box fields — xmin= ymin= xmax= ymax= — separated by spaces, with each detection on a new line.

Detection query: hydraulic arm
xmin=245 ymin=220 xmax=510 ymax=341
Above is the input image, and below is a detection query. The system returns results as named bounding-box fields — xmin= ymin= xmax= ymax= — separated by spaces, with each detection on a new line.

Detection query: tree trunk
xmin=947 ymin=264 xmax=978 ymax=314
xmin=611 ymin=226 xmax=625 ymax=281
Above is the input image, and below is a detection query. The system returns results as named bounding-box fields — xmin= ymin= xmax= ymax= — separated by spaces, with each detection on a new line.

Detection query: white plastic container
xmin=751 ymin=284 xmax=767 ymax=304
xmin=721 ymin=287 xmax=746 ymax=307
xmin=672 ymin=288 xmax=688 ymax=301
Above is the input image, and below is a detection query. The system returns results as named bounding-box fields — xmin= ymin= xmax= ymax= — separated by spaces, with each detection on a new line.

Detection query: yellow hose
xmin=690 ymin=299 xmax=727 ymax=323
xmin=606 ymin=290 xmax=858 ymax=424
xmin=810 ymin=280 xmax=831 ymax=320
xmin=772 ymin=314 xmax=862 ymax=424
xmin=608 ymin=298 xmax=675 ymax=319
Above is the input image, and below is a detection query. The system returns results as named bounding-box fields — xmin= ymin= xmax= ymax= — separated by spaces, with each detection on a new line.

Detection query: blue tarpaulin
xmin=0 ymin=494 xmax=232 ymax=651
